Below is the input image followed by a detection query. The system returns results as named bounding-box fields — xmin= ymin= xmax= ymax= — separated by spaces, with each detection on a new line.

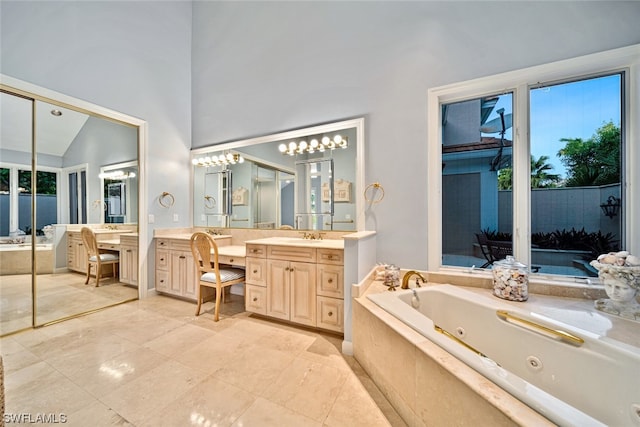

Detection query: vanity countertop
xmin=155 ymin=233 xmax=233 ymax=241
xmin=244 ymin=236 xmax=344 ymax=250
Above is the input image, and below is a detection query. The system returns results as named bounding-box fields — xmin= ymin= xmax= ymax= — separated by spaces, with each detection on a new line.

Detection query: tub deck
xmin=362 ymin=283 xmax=640 ymax=427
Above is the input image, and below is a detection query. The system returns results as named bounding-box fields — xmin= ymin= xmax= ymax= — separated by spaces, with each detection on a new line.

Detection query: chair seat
xmin=201 ymin=268 xmax=245 ymax=283
xmin=89 ymin=253 xmax=119 ymax=262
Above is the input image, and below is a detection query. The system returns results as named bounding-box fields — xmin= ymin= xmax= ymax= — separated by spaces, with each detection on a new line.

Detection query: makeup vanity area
xmin=153 ymin=117 xmax=377 ymax=338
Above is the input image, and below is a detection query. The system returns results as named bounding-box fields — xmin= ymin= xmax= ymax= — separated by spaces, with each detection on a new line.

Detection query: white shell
xmin=615 ymin=251 xmax=630 ymax=258
xmin=625 ymin=255 xmax=640 ymax=266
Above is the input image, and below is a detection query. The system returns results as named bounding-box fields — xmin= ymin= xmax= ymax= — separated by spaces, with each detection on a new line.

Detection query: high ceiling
xmin=1 ymin=92 xmax=89 ymax=157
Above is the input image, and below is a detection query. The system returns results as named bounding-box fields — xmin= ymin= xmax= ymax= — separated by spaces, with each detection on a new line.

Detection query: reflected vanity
xmin=191 ymin=118 xmax=365 ymax=232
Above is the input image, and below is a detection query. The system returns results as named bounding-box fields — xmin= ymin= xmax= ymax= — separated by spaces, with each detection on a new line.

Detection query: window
xmin=0 ymin=165 xmax=58 ymax=236
xmin=428 ymin=45 xmax=638 ymax=281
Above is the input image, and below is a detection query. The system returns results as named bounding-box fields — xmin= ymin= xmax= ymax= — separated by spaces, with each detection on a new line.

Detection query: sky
xmin=482 ymin=73 xmax=621 ymax=179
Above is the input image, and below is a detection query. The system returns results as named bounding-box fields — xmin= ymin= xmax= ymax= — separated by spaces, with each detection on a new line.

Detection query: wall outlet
xmin=173 ymin=213 xmax=179 ymax=222
xmin=148 ymin=214 xmax=155 ymax=224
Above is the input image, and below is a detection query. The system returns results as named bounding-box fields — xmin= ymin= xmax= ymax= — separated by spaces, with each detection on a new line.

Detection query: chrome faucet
xmin=401 ymin=270 xmax=427 ymax=289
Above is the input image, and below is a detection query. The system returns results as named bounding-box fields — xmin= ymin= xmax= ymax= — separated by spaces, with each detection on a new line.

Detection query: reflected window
xmin=17 ymin=169 xmax=58 ymax=235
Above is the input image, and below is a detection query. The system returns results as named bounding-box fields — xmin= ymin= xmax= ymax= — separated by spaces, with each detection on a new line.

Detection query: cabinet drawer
xmin=317 ymin=248 xmax=343 ymax=265
xmin=218 ymin=254 xmax=245 ymax=267
xmin=246 ymin=257 xmax=267 ymax=286
xmin=98 ymin=243 xmax=119 ymax=251
xmin=156 ymin=239 xmax=170 ymax=249
xmin=316 ymin=296 xmax=344 ymax=333
xmin=245 ymin=284 xmax=267 ymax=315
xmin=169 ymin=239 xmax=192 ymax=252
xmin=156 ymin=270 xmax=170 ymax=291
xmin=156 ymin=249 xmax=169 ymax=270
xmin=317 ymin=264 xmax=344 ymax=298
xmin=268 ymin=245 xmax=316 ymax=263
xmin=246 ymin=244 xmax=266 ymax=258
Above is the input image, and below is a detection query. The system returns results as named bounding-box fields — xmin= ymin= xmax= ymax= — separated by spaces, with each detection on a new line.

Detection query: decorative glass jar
xmin=384 ymin=264 xmax=400 ymax=289
xmin=492 ymin=256 xmax=529 ymax=301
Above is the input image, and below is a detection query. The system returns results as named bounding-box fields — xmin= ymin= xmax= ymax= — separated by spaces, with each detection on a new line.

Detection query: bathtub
xmin=367 ymin=284 xmax=640 ymax=427
xmin=0 ymin=243 xmax=54 ymax=274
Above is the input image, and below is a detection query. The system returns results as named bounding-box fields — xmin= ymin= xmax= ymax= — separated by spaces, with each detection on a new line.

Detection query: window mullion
xmin=512 ymin=84 xmax=531 ymax=269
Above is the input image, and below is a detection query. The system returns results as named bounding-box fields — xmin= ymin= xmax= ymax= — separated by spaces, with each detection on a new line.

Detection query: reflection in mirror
xmin=1 ymin=82 xmax=140 ymax=336
xmin=192 ymin=117 xmax=364 ymax=231
xmin=295 ymin=158 xmax=334 ymax=230
xmin=0 ymin=90 xmax=34 ymax=334
xmin=100 ymin=161 xmax=138 ymax=224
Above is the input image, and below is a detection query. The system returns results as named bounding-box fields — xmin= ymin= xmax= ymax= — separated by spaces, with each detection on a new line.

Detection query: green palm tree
xmin=498 ymin=155 xmax=560 ymax=190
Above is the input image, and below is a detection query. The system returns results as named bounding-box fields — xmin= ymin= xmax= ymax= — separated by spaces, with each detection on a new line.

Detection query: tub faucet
xmin=401 ymin=270 xmax=427 ymax=289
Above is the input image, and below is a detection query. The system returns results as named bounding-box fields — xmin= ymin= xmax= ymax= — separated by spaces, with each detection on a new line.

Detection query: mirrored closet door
xmin=1 ymin=83 xmax=142 ymax=336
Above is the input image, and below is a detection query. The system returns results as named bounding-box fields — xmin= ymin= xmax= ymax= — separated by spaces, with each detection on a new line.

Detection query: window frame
xmin=427 ymin=45 xmax=639 ymax=281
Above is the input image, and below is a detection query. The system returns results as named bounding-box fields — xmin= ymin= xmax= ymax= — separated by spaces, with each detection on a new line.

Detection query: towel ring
xmin=204 ymin=195 xmax=216 ymax=209
xmin=159 ymin=192 xmax=175 ymax=208
xmin=364 ymin=182 xmax=385 ymax=204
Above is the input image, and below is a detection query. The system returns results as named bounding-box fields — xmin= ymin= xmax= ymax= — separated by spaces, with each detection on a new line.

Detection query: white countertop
xmin=244 ymin=236 xmax=344 ymax=249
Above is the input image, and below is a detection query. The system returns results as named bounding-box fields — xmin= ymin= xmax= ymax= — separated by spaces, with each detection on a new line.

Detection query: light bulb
xmin=289 ymin=141 xmax=297 ymax=150
xmin=299 ymin=140 xmax=308 ymax=150
xmin=310 ymin=139 xmax=319 ymax=148
xmin=192 ymin=159 xmax=199 ymax=165
xmin=238 ymin=156 xmax=245 ymax=163
xmin=279 ymin=143 xmax=287 ymax=153
xmin=204 ymin=156 xmax=212 ymax=163
xmin=334 ymin=135 xmax=342 ymax=144
xmin=321 ymin=136 xmax=330 ymax=146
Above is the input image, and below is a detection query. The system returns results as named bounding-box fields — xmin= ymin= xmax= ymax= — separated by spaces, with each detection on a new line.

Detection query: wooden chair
xmin=81 ymin=227 xmax=119 ymax=287
xmin=190 ymin=232 xmax=245 ymax=321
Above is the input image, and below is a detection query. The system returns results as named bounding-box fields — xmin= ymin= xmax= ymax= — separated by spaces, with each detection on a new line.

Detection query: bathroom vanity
xmin=244 ymin=237 xmax=345 ymax=333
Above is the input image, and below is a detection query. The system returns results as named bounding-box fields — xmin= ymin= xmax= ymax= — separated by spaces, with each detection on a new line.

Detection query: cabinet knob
xmin=253 ymin=297 xmax=258 ymax=302
xmin=160 ymin=279 xmax=164 ymax=283
xmin=328 ymin=279 xmax=333 ymax=284
xmin=328 ymin=311 xmax=333 ymax=317
xmin=126 ymin=249 xmax=132 ymax=253
xmin=160 ymin=258 xmax=165 ymax=261
xmin=179 ymin=255 xmax=186 ymax=259
xmin=253 ymin=270 xmax=258 ymax=274
xmin=229 ymin=258 xmax=234 ymax=263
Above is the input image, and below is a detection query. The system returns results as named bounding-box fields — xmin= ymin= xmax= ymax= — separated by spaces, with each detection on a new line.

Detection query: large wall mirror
xmin=192 ymin=117 xmax=365 ymax=231
xmin=1 ymin=76 xmax=143 ymax=336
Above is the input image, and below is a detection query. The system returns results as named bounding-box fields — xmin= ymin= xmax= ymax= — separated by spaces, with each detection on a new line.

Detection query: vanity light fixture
xmin=99 ymin=170 xmax=136 ymax=180
xmin=50 ymin=109 xmax=63 ymax=117
xmin=278 ymin=135 xmax=348 ymax=155
xmin=192 ymin=152 xmax=245 ymax=167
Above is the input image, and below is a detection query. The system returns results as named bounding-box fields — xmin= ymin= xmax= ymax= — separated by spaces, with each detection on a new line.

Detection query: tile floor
xmin=1 ymin=293 xmax=406 ymax=426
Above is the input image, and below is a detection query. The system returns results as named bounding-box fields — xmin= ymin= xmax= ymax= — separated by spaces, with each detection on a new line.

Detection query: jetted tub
xmin=367 ymin=284 xmax=640 ymax=427
xmin=0 ymin=243 xmax=53 ymax=274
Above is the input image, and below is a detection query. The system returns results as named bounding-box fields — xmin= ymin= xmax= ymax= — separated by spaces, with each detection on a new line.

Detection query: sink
xmin=274 ymin=237 xmax=325 ymax=244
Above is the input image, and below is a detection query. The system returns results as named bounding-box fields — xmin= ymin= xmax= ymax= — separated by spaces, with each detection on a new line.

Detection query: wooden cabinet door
xmin=170 ymin=250 xmax=197 ymax=299
xmin=74 ymin=238 xmax=88 ymax=273
xmin=290 ymin=261 xmax=317 ymax=327
xmin=267 ymin=259 xmax=290 ymax=320
xmin=120 ymin=246 xmax=138 ymax=285
xmin=316 ymin=296 xmax=344 ymax=332
xmin=317 ymin=263 xmax=344 ymax=298
xmin=245 ymin=284 xmax=267 ymax=315
xmin=246 ymin=257 xmax=267 ymax=286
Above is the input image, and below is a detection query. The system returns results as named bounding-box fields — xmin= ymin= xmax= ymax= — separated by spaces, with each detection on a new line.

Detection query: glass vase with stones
xmin=492 ymin=256 xmax=529 ymax=301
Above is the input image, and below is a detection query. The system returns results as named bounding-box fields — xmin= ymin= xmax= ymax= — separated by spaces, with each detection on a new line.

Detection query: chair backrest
xmin=190 ymin=232 xmax=219 ymax=274
xmin=80 ymin=227 xmax=99 ymax=258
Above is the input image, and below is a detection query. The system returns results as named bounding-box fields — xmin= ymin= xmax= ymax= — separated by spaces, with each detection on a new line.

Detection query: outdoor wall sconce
xmin=600 ymin=195 xmax=621 ymax=219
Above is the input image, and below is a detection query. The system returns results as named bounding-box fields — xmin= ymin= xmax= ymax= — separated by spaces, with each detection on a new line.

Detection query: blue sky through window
xmin=481 ymin=74 xmax=621 ymax=179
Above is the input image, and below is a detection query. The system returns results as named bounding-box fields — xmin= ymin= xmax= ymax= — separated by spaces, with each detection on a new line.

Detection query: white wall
xmin=1 ymin=1 xmax=192 ymax=286
xmin=2 ymin=1 xmax=639 ymax=273
xmin=191 ymin=1 xmax=640 ymax=269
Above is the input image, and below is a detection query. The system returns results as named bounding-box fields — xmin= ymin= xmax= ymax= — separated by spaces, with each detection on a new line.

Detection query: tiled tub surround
xmin=354 ymin=277 xmax=640 ymax=427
